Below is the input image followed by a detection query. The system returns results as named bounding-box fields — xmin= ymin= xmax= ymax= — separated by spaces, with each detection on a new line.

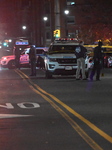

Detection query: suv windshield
xmin=49 ymin=45 xmax=78 ymax=53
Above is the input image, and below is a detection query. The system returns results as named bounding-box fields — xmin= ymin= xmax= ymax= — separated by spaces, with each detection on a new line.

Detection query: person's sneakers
xmin=96 ymin=79 xmax=100 ymax=81
xmin=82 ymin=78 xmax=87 ymax=80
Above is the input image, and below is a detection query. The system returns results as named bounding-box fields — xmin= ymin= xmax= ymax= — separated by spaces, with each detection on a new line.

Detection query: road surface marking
xmin=34 ymin=83 xmax=112 ymax=144
xmin=15 ymin=70 xmax=104 ymax=150
xmin=17 ymin=102 xmax=40 ymax=109
xmin=0 ymin=114 xmax=32 ymax=119
xmin=32 ymin=85 xmax=103 ymax=150
xmin=16 ymin=69 xmax=112 ymax=144
xmin=0 ymin=102 xmax=40 ymax=109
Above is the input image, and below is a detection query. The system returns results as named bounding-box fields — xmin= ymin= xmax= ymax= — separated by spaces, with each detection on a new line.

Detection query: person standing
xmin=75 ymin=41 xmax=87 ymax=80
xmin=90 ymin=41 xmax=104 ymax=81
xmin=28 ymin=45 xmax=36 ymax=76
xmin=13 ymin=46 xmax=21 ymax=69
xmin=37 ymin=55 xmax=45 ymax=69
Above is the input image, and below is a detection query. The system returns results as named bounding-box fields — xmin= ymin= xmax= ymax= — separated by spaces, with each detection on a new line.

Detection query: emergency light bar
xmin=54 ymin=38 xmax=79 ymax=44
xmin=55 ymin=38 xmax=78 ymax=41
xmin=15 ymin=40 xmax=29 ymax=45
xmin=16 ymin=41 xmax=29 ymax=45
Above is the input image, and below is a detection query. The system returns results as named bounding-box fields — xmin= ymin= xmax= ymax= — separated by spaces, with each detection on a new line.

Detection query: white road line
xmin=0 ymin=114 xmax=33 ymax=119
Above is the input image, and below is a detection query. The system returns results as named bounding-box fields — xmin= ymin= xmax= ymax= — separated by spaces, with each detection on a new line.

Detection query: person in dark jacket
xmin=74 ymin=41 xmax=87 ymax=80
xmin=37 ymin=55 xmax=45 ymax=69
xmin=28 ymin=45 xmax=36 ymax=76
xmin=13 ymin=46 xmax=21 ymax=69
xmin=90 ymin=41 xmax=104 ymax=81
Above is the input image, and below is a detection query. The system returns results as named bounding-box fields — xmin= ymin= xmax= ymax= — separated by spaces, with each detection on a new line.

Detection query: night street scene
xmin=0 ymin=0 xmax=112 ymax=150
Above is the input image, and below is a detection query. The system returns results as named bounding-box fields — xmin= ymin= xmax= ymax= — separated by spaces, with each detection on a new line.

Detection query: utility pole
xmin=54 ymin=0 xmax=60 ymax=31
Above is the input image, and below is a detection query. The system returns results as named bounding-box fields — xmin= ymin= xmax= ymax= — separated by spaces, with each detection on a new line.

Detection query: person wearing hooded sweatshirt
xmin=90 ymin=41 xmax=104 ymax=81
xmin=74 ymin=41 xmax=87 ymax=80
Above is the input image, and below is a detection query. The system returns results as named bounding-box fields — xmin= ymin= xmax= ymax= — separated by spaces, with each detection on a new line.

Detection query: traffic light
xmin=54 ymin=30 xmax=56 ymax=37
xmin=3 ymin=42 xmax=8 ymax=46
xmin=53 ymin=29 xmax=60 ymax=38
xmin=3 ymin=40 xmax=9 ymax=47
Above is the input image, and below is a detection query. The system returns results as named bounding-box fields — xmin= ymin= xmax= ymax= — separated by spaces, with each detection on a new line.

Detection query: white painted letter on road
xmin=17 ymin=102 xmax=40 ymax=109
xmin=0 ymin=103 xmax=14 ymax=109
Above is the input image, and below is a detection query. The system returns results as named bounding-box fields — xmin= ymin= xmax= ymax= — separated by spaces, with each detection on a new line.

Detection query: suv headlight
xmin=2 ymin=57 xmax=7 ymax=61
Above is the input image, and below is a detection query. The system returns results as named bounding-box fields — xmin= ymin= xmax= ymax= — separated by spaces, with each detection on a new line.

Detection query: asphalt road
xmin=0 ymin=67 xmax=111 ymax=150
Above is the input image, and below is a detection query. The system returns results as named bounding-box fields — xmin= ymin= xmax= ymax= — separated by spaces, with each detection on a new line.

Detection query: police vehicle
xmin=84 ymin=45 xmax=112 ymax=68
xmin=44 ymin=38 xmax=89 ymax=78
xmin=0 ymin=47 xmax=47 ymax=69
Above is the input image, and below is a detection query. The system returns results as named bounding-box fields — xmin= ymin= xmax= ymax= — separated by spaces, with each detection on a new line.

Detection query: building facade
xmin=0 ymin=0 xmax=112 ymax=48
xmin=0 ymin=0 xmax=78 ymax=47
xmin=28 ymin=0 xmax=112 ymax=46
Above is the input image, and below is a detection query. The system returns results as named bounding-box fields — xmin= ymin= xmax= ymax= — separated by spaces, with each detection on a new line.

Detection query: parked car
xmin=85 ymin=52 xmax=112 ymax=69
xmin=104 ymin=53 xmax=112 ymax=68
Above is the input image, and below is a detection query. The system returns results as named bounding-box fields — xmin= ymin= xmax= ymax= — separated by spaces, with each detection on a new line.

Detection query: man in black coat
xmin=13 ymin=46 xmax=21 ymax=69
xmin=90 ymin=41 xmax=104 ymax=81
xmin=28 ymin=45 xmax=36 ymax=76
xmin=37 ymin=55 xmax=45 ymax=69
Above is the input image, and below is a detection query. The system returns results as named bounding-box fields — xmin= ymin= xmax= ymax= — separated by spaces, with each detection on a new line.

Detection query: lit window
xmin=67 ymin=0 xmax=75 ymax=6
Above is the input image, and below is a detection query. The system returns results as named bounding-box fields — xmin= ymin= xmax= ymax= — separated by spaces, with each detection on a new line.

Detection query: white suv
xmin=44 ymin=38 xmax=89 ymax=78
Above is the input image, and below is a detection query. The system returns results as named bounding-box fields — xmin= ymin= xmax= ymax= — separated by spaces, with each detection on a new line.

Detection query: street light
xmin=43 ymin=17 xmax=48 ymax=46
xmin=64 ymin=9 xmax=69 ymax=15
xmin=43 ymin=17 xmax=48 ymax=22
xmin=22 ymin=26 xmax=27 ymax=39
xmin=9 ymin=39 xmax=12 ymax=42
xmin=22 ymin=26 xmax=27 ymax=30
xmin=64 ymin=9 xmax=69 ymax=37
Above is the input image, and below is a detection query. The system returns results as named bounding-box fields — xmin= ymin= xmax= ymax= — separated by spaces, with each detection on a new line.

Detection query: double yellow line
xmin=15 ymin=69 xmax=112 ymax=150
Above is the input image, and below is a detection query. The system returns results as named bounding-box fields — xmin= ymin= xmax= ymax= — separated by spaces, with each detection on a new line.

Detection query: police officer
xmin=13 ymin=46 xmax=21 ymax=69
xmin=90 ymin=41 xmax=104 ymax=81
xmin=37 ymin=55 xmax=45 ymax=69
xmin=29 ymin=45 xmax=36 ymax=76
xmin=75 ymin=41 xmax=87 ymax=80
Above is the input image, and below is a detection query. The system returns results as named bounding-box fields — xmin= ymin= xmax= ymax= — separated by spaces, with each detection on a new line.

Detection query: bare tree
xmin=74 ymin=0 xmax=112 ymax=44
